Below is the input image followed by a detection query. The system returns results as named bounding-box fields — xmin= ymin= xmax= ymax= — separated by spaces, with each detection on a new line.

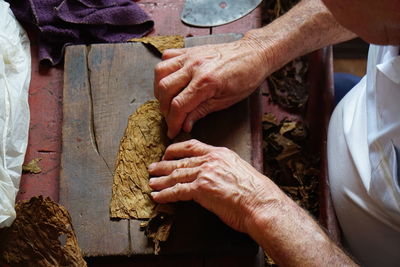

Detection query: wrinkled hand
xmin=148 ymin=139 xmax=282 ymax=233
xmin=154 ymin=38 xmax=268 ymax=138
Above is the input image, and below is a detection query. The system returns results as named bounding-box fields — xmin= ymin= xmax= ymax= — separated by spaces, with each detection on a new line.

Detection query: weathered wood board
xmin=61 ymin=34 xmax=258 ymax=257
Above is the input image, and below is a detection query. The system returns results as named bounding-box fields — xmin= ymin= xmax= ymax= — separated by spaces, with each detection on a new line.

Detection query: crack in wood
xmin=86 ymin=45 xmax=113 ymax=177
xmin=38 ymin=150 xmax=57 ymax=154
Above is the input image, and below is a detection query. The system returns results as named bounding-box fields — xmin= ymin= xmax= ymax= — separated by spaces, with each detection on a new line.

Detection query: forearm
xmin=244 ymin=178 xmax=357 ymax=266
xmin=242 ymin=0 xmax=356 ymax=75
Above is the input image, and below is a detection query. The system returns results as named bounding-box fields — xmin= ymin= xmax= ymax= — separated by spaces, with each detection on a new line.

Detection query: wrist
xmin=241 ymin=29 xmax=283 ymax=77
xmin=241 ymin=176 xmax=292 ymax=239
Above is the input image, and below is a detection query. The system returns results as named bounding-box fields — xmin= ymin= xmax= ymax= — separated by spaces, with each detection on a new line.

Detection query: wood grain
xmin=61 ymin=34 xmax=259 ymax=257
xmin=61 ymin=46 xmax=130 ymax=256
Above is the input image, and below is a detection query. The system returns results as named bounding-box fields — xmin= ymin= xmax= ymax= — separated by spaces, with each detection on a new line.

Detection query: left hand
xmin=153 ymin=37 xmax=270 ymax=139
xmin=148 ymin=139 xmax=284 ymax=233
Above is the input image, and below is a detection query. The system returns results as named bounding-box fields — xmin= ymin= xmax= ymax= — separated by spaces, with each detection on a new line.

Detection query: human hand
xmin=154 ymin=37 xmax=269 ymax=138
xmin=148 ymin=139 xmax=284 ymax=233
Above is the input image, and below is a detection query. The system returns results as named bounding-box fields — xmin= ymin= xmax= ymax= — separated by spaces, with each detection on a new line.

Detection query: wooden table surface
xmin=17 ymin=0 xmax=263 ymax=203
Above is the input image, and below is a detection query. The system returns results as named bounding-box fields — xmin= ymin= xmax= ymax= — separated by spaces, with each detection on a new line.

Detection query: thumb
xmin=183 ymin=100 xmax=217 ymax=133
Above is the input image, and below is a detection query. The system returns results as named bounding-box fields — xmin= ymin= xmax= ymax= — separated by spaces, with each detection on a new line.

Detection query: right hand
xmin=154 ymin=36 xmax=270 ymax=138
xmin=148 ymin=139 xmax=285 ymax=233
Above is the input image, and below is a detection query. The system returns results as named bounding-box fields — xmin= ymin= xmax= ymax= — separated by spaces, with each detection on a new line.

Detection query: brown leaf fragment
xmin=22 ymin=158 xmax=42 ymax=174
xmin=110 ymin=100 xmax=170 ymax=219
xmin=142 ymin=205 xmax=175 ymax=255
xmin=264 ymin=250 xmax=276 ymax=266
xmin=289 ymin=121 xmax=308 ymax=141
xmin=0 ymin=196 xmax=86 ymax=267
xmin=262 ymin=113 xmax=278 ymax=125
xmin=128 ymin=35 xmax=184 ymax=54
xmin=268 ymin=57 xmax=309 ymax=110
xmin=279 ymin=121 xmax=297 ymax=135
xmin=269 ymin=133 xmax=301 ymax=161
xmin=110 ymin=100 xmax=178 ymax=254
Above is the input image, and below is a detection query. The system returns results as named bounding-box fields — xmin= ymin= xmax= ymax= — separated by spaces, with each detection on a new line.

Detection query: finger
xmin=162 ymin=48 xmax=186 ymax=60
xmin=182 ymin=100 xmax=217 ymax=133
xmin=166 ymin=80 xmax=216 ymax=138
xmin=162 ymin=139 xmax=214 ymax=160
xmin=148 ymin=156 xmax=207 ymax=176
xmin=151 ymin=183 xmax=193 ymax=204
xmin=158 ymin=67 xmax=191 ymax=116
xmin=149 ymin=167 xmax=200 ymax=191
xmin=154 ymin=55 xmax=185 ymax=98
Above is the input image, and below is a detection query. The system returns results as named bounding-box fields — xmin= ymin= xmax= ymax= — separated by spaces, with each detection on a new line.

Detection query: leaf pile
xmin=0 ymin=196 xmax=86 ymax=267
xmin=261 ymin=0 xmax=309 ymax=111
xmin=261 ymin=1 xmax=314 ymax=266
xmin=263 ymin=113 xmax=319 ymax=217
xmin=267 ymin=57 xmax=309 ymax=110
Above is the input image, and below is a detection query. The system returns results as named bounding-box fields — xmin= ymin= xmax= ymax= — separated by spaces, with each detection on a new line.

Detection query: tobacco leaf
xmin=268 ymin=57 xmax=309 ymax=110
xmin=0 ymin=196 xmax=86 ymax=267
xmin=262 ymin=113 xmax=278 ymax=125
xmin=22 ymin=158 xmax=42 ymax=174
xmin=110 ymin=100 xmax=180 ymax=254
xmin=279 ymin=121 xmax=297 ymax=135
xmin=110 ymin=100 xmax=170 ymax=219
xmin=288 ymin=121 xmax=308 ymax=141
xmin=128 ymin=35 xmax=184 ymax=54
xmin=263 ymin=115 xmax=319 ymax=217
xmin=269 ymin=133 xmax=301 ymax=161
xmin=141 ymin=205 xmax=175 ymax=255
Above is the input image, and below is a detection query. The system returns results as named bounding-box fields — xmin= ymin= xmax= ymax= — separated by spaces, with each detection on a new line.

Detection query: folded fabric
xmin=7 ymin=0 xmax=154 ymax=65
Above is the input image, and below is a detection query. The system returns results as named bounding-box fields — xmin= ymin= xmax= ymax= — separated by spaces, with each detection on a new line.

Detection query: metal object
xmin=181 ymin=0 xmax=262 ymax=27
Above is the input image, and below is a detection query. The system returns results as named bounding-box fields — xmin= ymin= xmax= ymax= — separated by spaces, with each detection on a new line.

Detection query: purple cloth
xmin=8 ymin=0 xmax=154 ymax=65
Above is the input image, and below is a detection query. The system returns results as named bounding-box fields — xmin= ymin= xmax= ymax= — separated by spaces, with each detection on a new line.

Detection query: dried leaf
xmin=0 ymin=196 xmax=86 ymax=267
xmin=268 ymin=57 xmax=309 ymax=110
xmin=262 ymin=113 xmax=278 ymax=125
xmin=263 ymin=117 xmax=319 ymax=219
xmin=290 ymin=121 xmax=308 ymax=140
xmin=279 ymin=121 xmax=297 ymax=135
xmin=264 ymin=250 xmax=276 ymax=266
xmin=142 ymin=205 xmax=175 ymax=255
xmin=110 ymin=100 xmax=169 ymax=219
xmin=22 ymin=158 xmax=42 ymax=174
xmin=110 ymin=100 xmax=180 ymax=254
xmin=129 ymin=35 xmax=184 ymax=54
xmin=269 ymin=133 xmax=301 ymax=161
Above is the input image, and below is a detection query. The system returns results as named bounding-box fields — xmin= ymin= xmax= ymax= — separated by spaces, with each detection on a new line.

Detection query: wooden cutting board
xmin=60 ymin=34 xmax=259 ymax=257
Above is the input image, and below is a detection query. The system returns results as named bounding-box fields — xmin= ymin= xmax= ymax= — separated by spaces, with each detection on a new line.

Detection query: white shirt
xmin=328 ymin=45 xmax=400 ymax=266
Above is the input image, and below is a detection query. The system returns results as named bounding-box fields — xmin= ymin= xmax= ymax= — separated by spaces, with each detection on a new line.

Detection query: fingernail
xmin=187 ymin=120 xmax=193 ymax=131
xmin=148 ymin=178 xmax=155 ymax=185
xmin=167 ymin=130 xmax=174 ymax=139
xmin=151 ymin=192 xmax=158 ymax=199
xmin=148 ymin=163 xmax=156 ymax=171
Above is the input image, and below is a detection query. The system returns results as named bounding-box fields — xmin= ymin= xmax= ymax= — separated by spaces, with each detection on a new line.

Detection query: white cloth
xmin=328 ymin=45 xmax=400 ymax=266
xmin=0 ymin=1 xmax=31 ymax=228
